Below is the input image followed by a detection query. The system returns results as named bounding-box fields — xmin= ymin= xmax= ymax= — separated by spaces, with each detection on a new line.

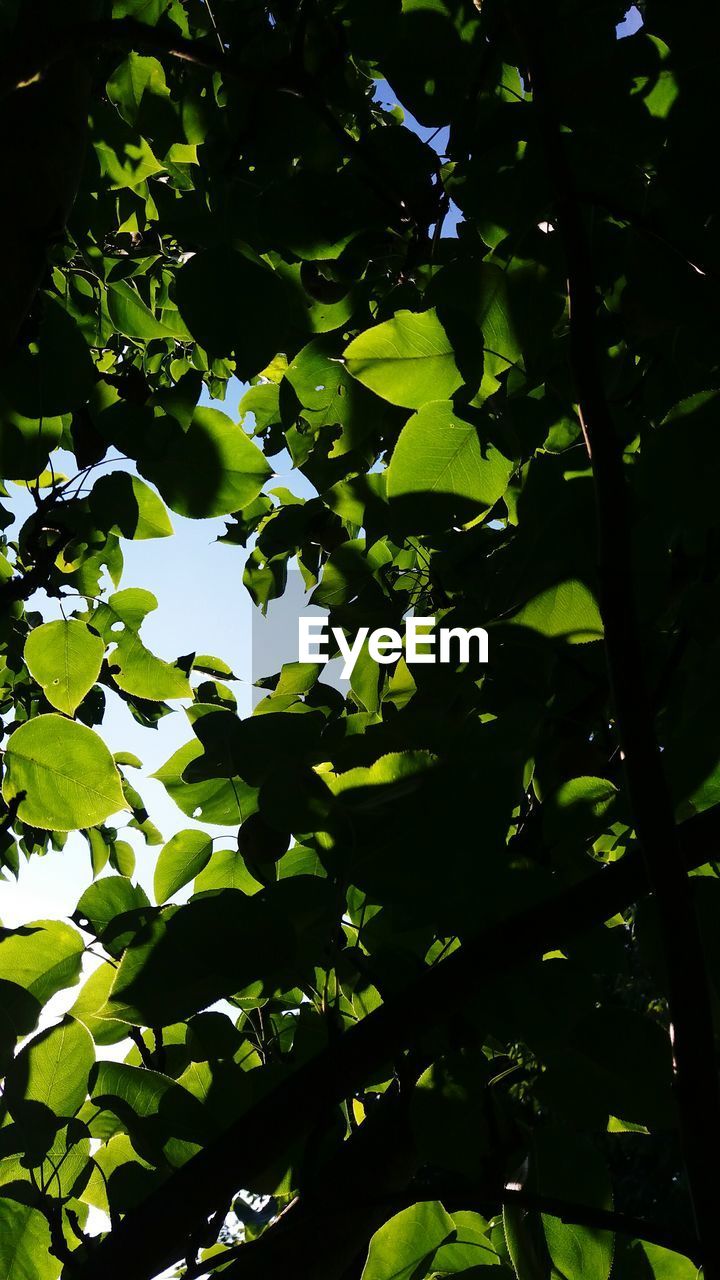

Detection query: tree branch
xmin=512 ymin=6 xmax=720 ymax=1276
xmin=66 ymin=803 xmax=720 ymax=1280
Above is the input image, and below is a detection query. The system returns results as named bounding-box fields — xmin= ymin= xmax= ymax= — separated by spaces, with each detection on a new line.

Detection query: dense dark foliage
xmin=1 ymin=1 xmax=719 ymax=1277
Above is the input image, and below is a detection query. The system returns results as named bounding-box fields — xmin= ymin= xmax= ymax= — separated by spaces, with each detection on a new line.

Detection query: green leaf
xmin=93 ymin=588 xmax=192 ymax=700
xmin=114 ymin=752 xmax=143 ymax=769
xmin=35 ymin=1123 xmax=91 ymax=1200
xmin=431 ymin=1211 xmax=501 ymax=1272
xmin=1 ymin=298 xmax=95 ymax=422
xmin=81 ymin=1131 xmax=156 ymax=1216
xmin=154 ymin=829 xmax=213 ymax=903
xmin=153 ymin=737 xmax=257 ymax=826
xmin=427 ymin=259 xmax=523 ymax=392
xmin=93 ymin=125 xmax=163 ymax=190
xmin=344 ymin=309 xmax=463 ymax=409
xmin=2 ymin=715 xmax=127 ymax=831
xmin=138 ymin=407 xmax=271 ymax=520
xmin=361 ymin=1201 xmax=455 ymax=1280
xmin=193 ymin=655 xmax=235 ymax=679
xmin=107 ymin=52 xmax=170 ymax=128
xmin=70 ymin=961 xmax=130 ymax=1046
xmin=110 ymin=838 xmax=137 ymax=878
xmin=75 ymin=876 xmax=151 ymax=956
xmin=536 ymin=1133 xmax=614 ymax=1280
xmin=24 ymin=620 xmax=105 ymax=716
xmin=175 ymin=248 xmax=307 ymax=379
xmin=103 ymin=890 xmax=293 ymax=1025
xmin=387 ymin=399 xmax=513 ymax=529
xmin=542 ymin=777 xmax=619 ymax=857
xmin=0 ymin=921 xmax=85 ymax=1007
xmin=0 ymin=405 xmax=64 ymax=482
xmin=89 ymin=1060 xmax=205 ymax=1158
xmin=503 ymin=1199 xmax=549 ymax=1280
xmin=194 ymin=848 xmax=262 ymax=895
xmin=87 ymin=828 xmax=111 ymax=877
xmin=90 ymin=472 xmax=173 ymax=540
xmin=285 ymin=337 xmax=386 ymax=456
xmin=640 ymin=1241 xmax=699 ymax=1280
xmin=508 ymin=579 xmax=604 ymax=643
xmin=0 ymin=1200 xmax=58 ymax=1280
xmin=324 ymin=473 xmax=387 ymax=526
xmin=6 ymin=1016 xmax=94 ymax=1123
xmin=326 ymin=750 xmax=437 ymax=803
xmin=112 ymin=0 xmax=167 ymax=20
xmin=107 ymin=281 xmax=178 ymax=342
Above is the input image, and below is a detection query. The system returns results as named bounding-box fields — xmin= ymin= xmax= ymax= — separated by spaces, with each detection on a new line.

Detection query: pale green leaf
xmin=90 ymin=472 xmax=173 ymax=540
xmin=93 ymin=588 xmax=192 ymax=700
xmin=2 ymin=715 xmax=127 ymax=831
xmin=107 ymin=52 xmax=170 ymax=128
xmin=0 ymin=921 xmax=85 ymax=1007
xmin=107 ymin=281 xmax=177 ymax=342
xmin=154 ymin=829 xmax=213 ymax=903
xmin=0 ymin=1201 xmax=58 ymax=1280
xmin=344 ymin=310 xmax=462 ymax=409
xmin=7 ymin=1016 xmax=94 ymax=1120
xmin=70 ymin=961 xmax=131 ymax=1046
xmin=641 ymin=1241 xmax=700 ymax=1280
xmin=509 ymin=579 xmax=604 ymax=643
xmin=361 ymin=1201 xmax=455 ymax=1280
xmin=387 ymin=399 xmax=513 ymax=527
xmin=24 ymin=620 xmax=104 ymax=716
xmin=153 ymin=738 xmax=257 ymax=827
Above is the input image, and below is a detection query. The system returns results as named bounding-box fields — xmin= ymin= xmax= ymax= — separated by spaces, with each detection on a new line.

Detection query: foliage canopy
xmin=1 ymin=1 xmax=719 ymax=1278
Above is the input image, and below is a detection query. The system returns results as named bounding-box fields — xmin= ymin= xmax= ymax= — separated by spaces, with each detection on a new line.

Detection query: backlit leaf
xmin=344 ymin=310 xmax=463 ymax=409
xmin=3 ymin=716 xmax=127 ymax=831
xmin=361 ymin=1201 xmax=455 ymax=1280
xmin=138 ymin=408 xmax=271 ymax=520
xmin=154 ymin=829 xmax=213 ymax=903
xmin=387 ymin=399 xmax=513 ymax=529
xmin=25 ymin=620 xmax=105 ymax=716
